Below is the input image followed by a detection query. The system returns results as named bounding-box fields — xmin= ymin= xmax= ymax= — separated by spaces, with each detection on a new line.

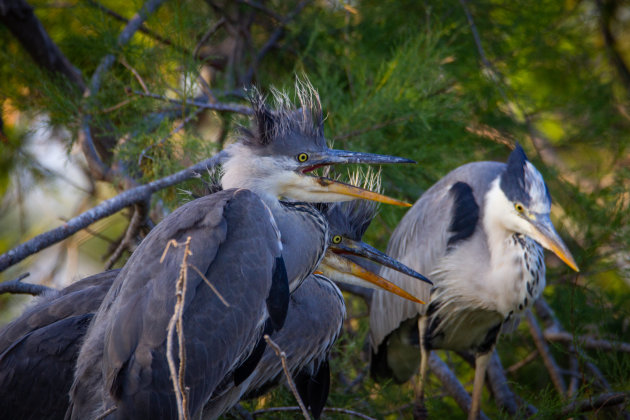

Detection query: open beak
xmin=318 ymin=252 xmax=425 ymax=304
xmin=330 ymin=238 xmax=433 ymax=285
xmin=529 ymin=214 xmax=579 ymax=272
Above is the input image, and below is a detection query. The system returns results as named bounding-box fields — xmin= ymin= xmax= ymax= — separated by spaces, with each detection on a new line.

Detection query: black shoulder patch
xmin=233 ymin=319 xmax=274 ymax=386
xmin=295 ymin=360 xmax=330 ymax=419
xmin=447 ymin=182 xmax=479 ymax=248
xmin=266 ymin=257 xmax=289 ymax=330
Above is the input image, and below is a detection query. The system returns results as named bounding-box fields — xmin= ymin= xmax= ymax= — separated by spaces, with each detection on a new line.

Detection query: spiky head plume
xmin=500 ymin=143 xmax=551 ymax=213
xmin=241 ymin=77 xmax=325 ymax=156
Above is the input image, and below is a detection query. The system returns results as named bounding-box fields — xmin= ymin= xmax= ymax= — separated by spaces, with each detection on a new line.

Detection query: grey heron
xmin=0 ymin=185 xmax=426 ymax=420
xmin=369 ymin=144 xmax=579 ymax=419
xmin=67 ymin=81 xmax=422 ymax=420
xmin=203 ymin=175 xmax=431 ymax=419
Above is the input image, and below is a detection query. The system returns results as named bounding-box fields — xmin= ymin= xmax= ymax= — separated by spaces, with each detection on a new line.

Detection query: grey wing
xmin=202 ymin=274 xmax=345 ymax=420
xmin=0 ymin=271 xmax=116 ymax=420
xmin=0 ymin=270 xmax=117 ymax=353
xmin=78 ymin=189 xmax=283 ymax=419
xmin=369 ymin=161 xmax=505 ymax=350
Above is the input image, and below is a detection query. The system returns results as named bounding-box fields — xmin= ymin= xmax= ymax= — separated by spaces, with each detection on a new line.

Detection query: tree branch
xmin=0 ymin=272 xmax=56 ymax=296
xmin=524 ymin=310 xmax=567 ymax=397
xmin=428 ymin=352 xmax=490 ymax=420
xmin=559 ymin=392 xmax=628 ymax=417
xmin=0 ymin=0 xmax=85 ymax=90
xmin=543 ymin=330 xmax=630 ymax=353
xmin=133 ymin=90 xmax=253 ymax=115
xmin=79 ymin=0 xmax=168 ymax=180
xmin=0 ymin=151 xmax=227 ymax=273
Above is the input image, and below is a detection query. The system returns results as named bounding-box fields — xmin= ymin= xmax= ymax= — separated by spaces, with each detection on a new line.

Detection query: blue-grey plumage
xmin=369 ymin=144 xmax=578 ymax=419
xmin=0 ymin=271 xmax=117 ymax=420
xmin=65 ymin=79 xmax=417 ymax=420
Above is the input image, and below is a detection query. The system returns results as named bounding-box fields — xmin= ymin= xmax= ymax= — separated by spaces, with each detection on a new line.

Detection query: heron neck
xmin=482 ymin=178 xmax=517 ymax=266
xmin=265 ymin=199 xmax=329 ymax=292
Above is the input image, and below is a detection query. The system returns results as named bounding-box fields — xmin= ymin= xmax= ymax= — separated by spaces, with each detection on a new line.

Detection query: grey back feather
xmin=370 ymin=161 xmax=505 ymax=349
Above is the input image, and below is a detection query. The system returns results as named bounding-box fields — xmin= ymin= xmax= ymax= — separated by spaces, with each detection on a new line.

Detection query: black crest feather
xmin=500 ymin=142 xmax=532 ymax=206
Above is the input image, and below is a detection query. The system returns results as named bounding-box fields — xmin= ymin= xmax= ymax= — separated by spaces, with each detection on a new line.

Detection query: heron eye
xmin=515 ymin=203 xmax=525 ymax=213
xmin=297 ymin=153 xmax=309 ymax=162
xmin=332 ymin=235 xmax=342 ymax=244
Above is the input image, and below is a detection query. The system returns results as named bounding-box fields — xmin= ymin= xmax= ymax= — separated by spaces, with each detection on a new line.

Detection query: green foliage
xmin=1 ymin=0 xmax=629 ymax=418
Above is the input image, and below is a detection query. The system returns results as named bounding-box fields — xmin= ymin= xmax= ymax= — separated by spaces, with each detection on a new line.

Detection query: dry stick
xmin=119 ymin=57 xmax=149 ymax=94
xmin=104 ymin=201 xmax=148 ymax=269
xmin=0 ymin=151 xmax=227 ymax=273
xmin=187 ymin=264 xmax=230 ymax=307
xmin=263 ymin=335 xmax=311 ymax=420
xmin=428 ymin=353 xmax=491 ymax=420
xmin=193 ymin=18 xmax=226 ymax=59
xmin=558 ymin=392 xmax=629 ymax=418
xmin=506 ymin=349 xmax=539 ymax=374
xmin=93 ymin=406 xmax=117 ymax=420
xmin=524 ymin=310 xmax=567 ymax=397
xmin=0 ymin=273 xmax=55 ymax=296
xmin=163 ymin=237 xmax=193 ymax=420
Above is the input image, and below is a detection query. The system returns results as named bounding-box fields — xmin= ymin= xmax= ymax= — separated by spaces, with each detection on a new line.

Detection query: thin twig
xmin=558 ymin=392 xmax=629 ymax=418
xmin=164 ymin=237 xmax=193 ymax=420
xmin=119 ymin=57 xmax=149 ymax=94
xmin=85 ymin=0 xmax=186 ymax=52
xmin=133 ymin=90 xmax=253 ymax=115
xmin=93 ymin=406 xmax=117 ymax=420
xmin=0 ymin=151 xmax=227 ymax=273
xmin=506 ymin=349 xmax=539 ymax=374
xmin=193 ymin=18 xmax=226 ymax=59
xmin=263 ymin=335 xmax=311 ymax=420
xmin=525 ymin=310 xmax=567 ymax=397
xmin=188 ymin=263 xmax=230 ymax=307
xmin=138 ymin=107 xmax=206 ymax=164
xmin=104 ymin=202 xmax=148 ymax=269
xmin=242 ymin=1 xmax=311 ymax=85
xmin=80 ymin=0 xmax=168 ymax=180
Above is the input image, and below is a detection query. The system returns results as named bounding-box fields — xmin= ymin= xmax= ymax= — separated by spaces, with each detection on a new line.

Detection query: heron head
xmin=314 ymin=174 xmax=432 ymax=304
xmin=498 ymin=144 xmax=579 ymax=272
xmin=221 ymin=79 xmax=413 ymax=207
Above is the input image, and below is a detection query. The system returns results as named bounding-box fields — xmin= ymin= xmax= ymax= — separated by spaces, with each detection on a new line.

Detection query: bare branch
xmin=263 ymin=335 xmax=311 ymax=420
xmin=242 ymin=0 xmax=311 ymax=85
xmin=543 ymin=330 xmax=630 ymax=353
xmin=485 ymin=351 xmax=519 ymax=416
xmin=80 ymin=0 xmax=168 ymax=180
xmin=85 ymin=0 xmax=188 ymax=53
xmin=188 ymin=263 xmax=230 ymax=307
xmin=524 ymin=310 xmax=567 ymax=397
xmin=506 ymin=349 xmax=539 ymax=374
xmin=0 ymin=272 xmax=56 ymax=296
xmin=193 ymin=18 xmax=226 ymax=59
xmin=559 ymin=392 xmax=629 ymax=417
xmin=0 ymin=151 xmax=227 ymax=273
xmin=0 ymin=0 xmax=85 ymax=90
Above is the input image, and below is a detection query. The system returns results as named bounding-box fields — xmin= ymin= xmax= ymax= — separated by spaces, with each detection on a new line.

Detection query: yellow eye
xmin=332 ymin=235 xmax=342 ymax=244
xmin=297 ymin=153 xmax=309 ymax=162
xmin=515 ymin=203 xmax=525 ymax=213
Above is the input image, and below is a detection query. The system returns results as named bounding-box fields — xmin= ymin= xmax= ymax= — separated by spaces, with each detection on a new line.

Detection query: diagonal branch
xmin=0 ymin=0 xmax=85 ymax=90
xmin=0 ymin=272 xmax=56 ymax=296
xmin=525 ymin=310 xmax=567 ymax=397
xmin=79 ymin=0 xmax=168 ymax=180
xmin=0 ymin=151 xmax=227 ymax=273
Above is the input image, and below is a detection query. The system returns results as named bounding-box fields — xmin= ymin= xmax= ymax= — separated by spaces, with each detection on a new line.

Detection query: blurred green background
xmin=0 ymin=0 xmax=629 ymax=418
